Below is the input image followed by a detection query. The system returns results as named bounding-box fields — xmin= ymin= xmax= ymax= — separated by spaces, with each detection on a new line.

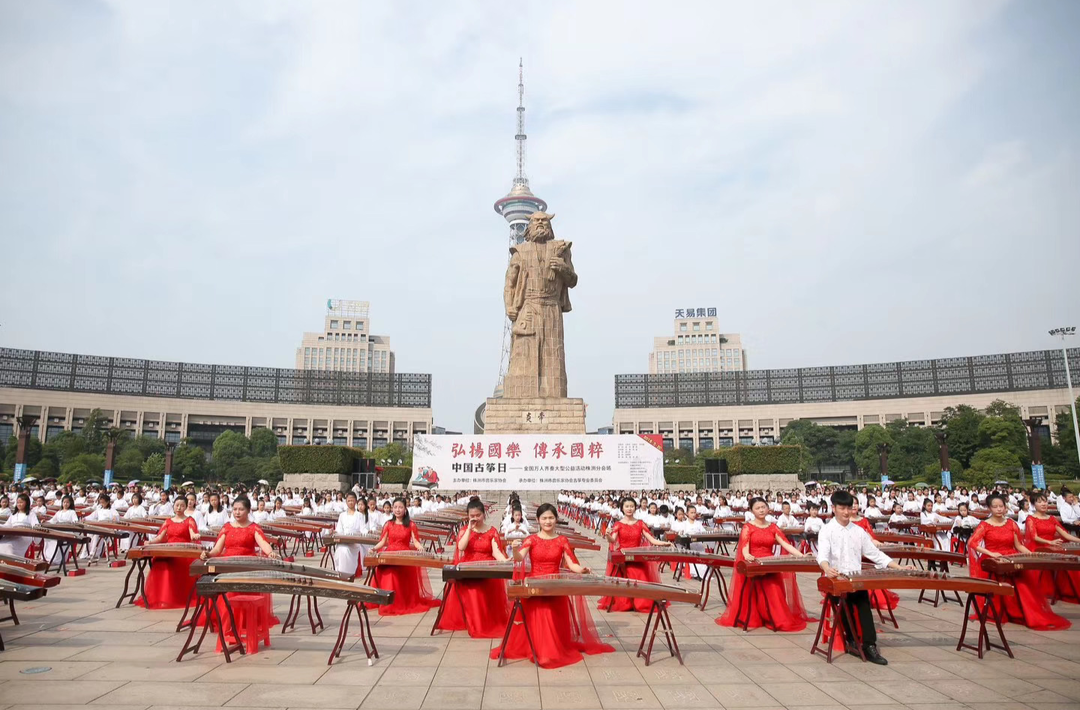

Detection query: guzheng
xmin=189 ymin=555 xmax=353 ymax=581
xmin=1061 ymin=543 xmax=1080 ymax=556
xmin=676 ymin=531 xmax=740 ymax=544
xmin=0 ymin=578 xmax=49 ymax=602
xmin=441 ymin=560 xmax=514 ymax=581
xmin=981 ymin=553 xmax=1080 ymax=575
xmin=126 ymin=543 xmax=205 ymax=560
xmin=873 ymin=545 xmax=965 ymax=565
xmin=614 ymin=546 xmax=734 ymax=567
xmin=918 ymin=523 xmax=954 ymax=535
xmin=778 ymin=527 xmax=807 ymax=538
xmin=1 ymin=524 xmax=88 ymax=544
xmin=873 ymin=532 xmax=931 ymax=547
xmin=507 ymin=572 xmax=701 ymax=605
xmin=0 ymin=564 xmax=61 ymax=588
xmin=364 ymin=550 xmax=450 ymax=569
xmin=737 ymin=556 xmax=824 ymax=576
xmin=196 ymin=570 xmax=393 ymax=604
xmin=322 ymin=533 xmax=380 ymax=546
xmin=0 ymin=553 xmax=48 ymax=572
xmin=818 ymin=568 xmax=1015 ymax=596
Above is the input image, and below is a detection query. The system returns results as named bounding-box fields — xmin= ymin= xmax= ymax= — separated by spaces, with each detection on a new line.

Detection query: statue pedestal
xmin=484 ymin=397 xmax=586 ymax=434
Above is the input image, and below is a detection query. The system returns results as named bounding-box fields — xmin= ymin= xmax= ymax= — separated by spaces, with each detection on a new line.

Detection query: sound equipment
xmin=498 ymin=573 xmax=700 ymax=667
xmin=813 ymin=570 xmax=1015 ymax=663
xmin=179 ymin=571 xmax=393 ymax=665
xmin=704 ymin=458 xmax=729 ymax=489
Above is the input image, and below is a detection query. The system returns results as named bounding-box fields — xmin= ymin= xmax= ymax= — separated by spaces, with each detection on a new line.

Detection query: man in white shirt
xmin=1060 ymin=490 xmax=1080 ymax=525
xmin=817 ymin=489 xmax=909 ymax=666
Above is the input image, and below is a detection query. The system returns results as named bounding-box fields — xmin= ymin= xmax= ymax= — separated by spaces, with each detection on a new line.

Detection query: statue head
xmin=523 ymin=212 xmax=555 ymax=243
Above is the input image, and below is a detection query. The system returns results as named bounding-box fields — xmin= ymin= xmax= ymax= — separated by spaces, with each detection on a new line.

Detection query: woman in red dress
xmin=717 ymin=497 xmax=810 ymax=632
xmin=850 ymin=502 xmax=900 ymax=612
xmin=369 ymin=498 xmax=441 ymax=616
xmin=490 ymin=503 xmax=613 ymax=668
xmin=435 ymin=498 xmax=510 ymax=637
xmin=969 ymin=493 xmax=1069 ymax=630
xmin=137 ymin=497 xmax=200 ymax=609
xmin=1023 ymin=491 xmax=1080 ymax=603
xmin=599 ymin=497 xmax=674 ymax=612
xmin=200 ymin=496 xmax=282 ymax=648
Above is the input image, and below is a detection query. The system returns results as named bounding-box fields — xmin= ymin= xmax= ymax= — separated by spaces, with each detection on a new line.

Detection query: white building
xmin=648 ymin=307 xmax=747 ymax=374
xmin=295 ymin=300 xmax=395 ymax=374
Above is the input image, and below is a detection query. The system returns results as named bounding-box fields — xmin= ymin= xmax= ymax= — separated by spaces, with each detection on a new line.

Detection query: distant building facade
xmin=295 ymin=300 xmax=394 ymax=374
xmin=649 ymin=307 xmax=747 ymax=375
xmin=617 ymin=346 xmax=1080 ymax=452
xmin=0 ymin=347 xmax=431 ymax=450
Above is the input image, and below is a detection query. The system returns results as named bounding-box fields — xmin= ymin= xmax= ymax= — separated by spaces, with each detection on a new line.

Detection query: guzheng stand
xmin=917 ymin=559 xmax=963 ymax=608
xmin=329 ymin=600 xmax=379 ymax=666
xmin=45 ymin=538 xmax=79 ymax=576
xmin=176 ymin=592 xmax=245 ymax=663
xmin=956 ymin=592 xmax=1013 ymax=659
xmin=282 ymin=593 xmax=324 ymax=635
xmin=115 ymin=557 xmax=151 ymax=608
xmin=430 ymin=579 xmax=468 ymax=636
xmin=733 ymin=576 xmax=778 ymax=632
xmin=696 ymin=566 xmax=728 ymax=611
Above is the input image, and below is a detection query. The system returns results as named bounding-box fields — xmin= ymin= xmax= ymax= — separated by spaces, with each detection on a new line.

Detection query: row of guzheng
xmin=981 ymin=552 xmax=1080 ymax=575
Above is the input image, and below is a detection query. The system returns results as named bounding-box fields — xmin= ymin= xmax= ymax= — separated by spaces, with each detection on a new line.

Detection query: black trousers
xmin=840 ymin=590 xmax=876 ymax=647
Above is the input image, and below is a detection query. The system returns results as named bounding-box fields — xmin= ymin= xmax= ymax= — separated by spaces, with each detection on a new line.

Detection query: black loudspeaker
xmin=704 ymin=458 xmax=729 ymax=489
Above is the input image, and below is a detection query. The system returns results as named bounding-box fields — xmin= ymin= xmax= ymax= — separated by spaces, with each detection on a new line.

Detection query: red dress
xmin=136 ymin=517 xmax=198 ymax=609
xmin=1024 ymin=516 xmax=1080 ymax=604
xmin=599 ymin=520 xmax=664 ymax=613
xmin=853 ymin=517 xmax=899 ymax=611
xmin=203 ymin=523 xmax=281 ymax=652
xmin=968 ymin=519 xmax=1069 ymax=630
xmin=489 ymin=535 xmax=614 ymax=668
xmin=434 ymin=527 xmax=510 ymax=637
xmin=716 ymin=523 xmax=809 ymax=632
xmin=371 ymin=522 xmax=441 ymax=616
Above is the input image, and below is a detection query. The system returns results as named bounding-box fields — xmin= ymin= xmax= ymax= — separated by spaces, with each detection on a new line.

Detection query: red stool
xmin=216 ymin=594 xmax=272 ymax=656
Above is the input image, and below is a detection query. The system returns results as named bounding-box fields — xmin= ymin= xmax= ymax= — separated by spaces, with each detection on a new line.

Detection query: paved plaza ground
xmin=2 ymin=525 xmax=1080 ymax=710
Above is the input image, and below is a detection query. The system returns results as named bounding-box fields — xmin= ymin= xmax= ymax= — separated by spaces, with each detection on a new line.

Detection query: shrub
xmin=278 ymin=446 xmax=353 ymax=474
xmin=380 ymin=466 xmax=411 ymax=485
xmin=664 ymin=465 xmax=703 ymax=487
xmin=699 ymin=445 xmax=801 ymax=474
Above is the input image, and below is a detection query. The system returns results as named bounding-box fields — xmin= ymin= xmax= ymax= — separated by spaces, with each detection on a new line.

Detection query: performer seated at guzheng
xmin=599 ymin=497 xmax=674 ymax=612
xmin=1024 ymin=490 xmax=1080 ymax=604
xmin=333 ymin=492 xmax=370 ymax=576
xmin=850 ymin=500 xmax=900 ymax=612
xmin=716 ymin=496 xmax=810 ymax=632
xmin=0 ymin=494 xmax=38 ymax=558
xmin=137 ymin=497 xmax=201 ymax=609
xmin=818 ymin=489 xmax=911 ymax=666
xmin=199 ymin=496 xmax=281 ymax=645
xmin=490 ymin=503 xmax=614 ymax=668
xmin=434 ymin=497 xmax=511 ymax=637
xmin=368 ymin=498 xmax=441 ymax=616
xmin=44 ymin=494 xmax=79 ymax=563
xmin=920 ymin=497 xmax=952 ymax=550
xmin=968 ymin=493 xmax=1069 ymax=630
xmin=802 ymin=502 xmax=824 ymax=554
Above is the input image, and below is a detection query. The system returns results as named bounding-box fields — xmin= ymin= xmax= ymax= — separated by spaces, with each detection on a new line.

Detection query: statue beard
xmin=526 ymin=224 xmax=553 ymax=242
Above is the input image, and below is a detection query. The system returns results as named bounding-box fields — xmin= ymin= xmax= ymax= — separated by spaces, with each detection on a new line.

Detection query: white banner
xmin=411 ymin=434 xmax=665 ymax=491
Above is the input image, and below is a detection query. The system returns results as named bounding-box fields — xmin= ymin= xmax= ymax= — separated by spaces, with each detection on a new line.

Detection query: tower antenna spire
xmin=515 ymin=58 xmax=527 ymax=186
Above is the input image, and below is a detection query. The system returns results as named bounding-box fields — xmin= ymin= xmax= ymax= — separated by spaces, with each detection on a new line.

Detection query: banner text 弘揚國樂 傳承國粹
xmin=409 ymin=435 xmax=664 ymax=491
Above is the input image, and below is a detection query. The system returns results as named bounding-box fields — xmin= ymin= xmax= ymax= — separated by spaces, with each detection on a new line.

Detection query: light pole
xmin=1049 ymin=327 xmax=1080 ymax=471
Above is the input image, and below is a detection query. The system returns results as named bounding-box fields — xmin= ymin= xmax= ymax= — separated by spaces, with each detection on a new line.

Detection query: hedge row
xmin=279 ymin=446 xmax=357 ymax=474
xmin=700 ymin=445 xmax=801 ymax=474
xmin=380 ymin=467 xmax=411 ymax=485
xmin=663 ymin=465 xmax=703 ymax=487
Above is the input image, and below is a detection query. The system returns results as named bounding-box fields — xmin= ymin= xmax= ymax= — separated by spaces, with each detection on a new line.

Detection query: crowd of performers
xmin=2 ymin=478 xmax=1079 ymax=669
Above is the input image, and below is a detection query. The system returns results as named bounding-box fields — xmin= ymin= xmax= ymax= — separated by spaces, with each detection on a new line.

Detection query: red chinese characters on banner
xmin=488 ymin=443 xmax=501 ymax=458
xmin=570 ymin=443 xmax=584 ymax=459
xmin=469 ymin=442 xmax=484 ymax=458
xmin=451 ymin=443 xmax=467 ymax=458
xmin=506 ymin=443 xmax=521 ymax=458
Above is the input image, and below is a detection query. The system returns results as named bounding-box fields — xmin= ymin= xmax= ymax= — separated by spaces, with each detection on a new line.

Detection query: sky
xmin=1 ymin=1 xmax=1078 ymax=433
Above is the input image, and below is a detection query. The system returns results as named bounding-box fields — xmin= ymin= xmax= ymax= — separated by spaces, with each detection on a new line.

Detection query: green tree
xmin=171 ymin=442 xmax=208 ymax=483
xmin=966 ymin=447 xmax=1023 ymax=488
xmin=924 ymin=457 xmax=964 ymax=484
xmin=3 ymin=435 xmax=43 ymax=472
xmin=254 ymin=455 xmax=284 ymax=485
xmin=127 ymin=435 xmax=166 ymax=460
xmin=250 ymin=428 xmax=278 ymax=458
xmin=941 ymin=405 xmax=985 ymax=469
xmin=82 ymin=408 xmax=108 ymax=454
xmin=29 ymin=457 xmax=58 ymax=479
xmin=885 ymin=420 xmax=937 ymax=481
xmin=42 ymin=430 xmax=87 ymax=470
xmin=1044 ymin=405 xmax=1080 ymax=478
xmin=212 ymin=430 xmax=251 ymax=472
xmin=977 ymin=415 xmax=1028 ymax=461
xmin=854 ymin=425 xmax=893 ymax=477
xmin=142 ymin=453 xmax=166 ymax=478
xmin=114 ymin=446 xmax=146 ymax=481
xmin=374 ymin=442 xmax=412 ymax=467
xmin=835 ymin=430 xmax=858 ymax=475
xmin=60 ymin=453 xmax=105 ymax=484
xmin=984 ymin=400 xmax=1022 ymax=419
xmin=781 ymin=420 xmax=840 ymax=474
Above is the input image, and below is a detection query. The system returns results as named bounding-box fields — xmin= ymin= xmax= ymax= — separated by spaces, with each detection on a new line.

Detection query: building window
xmin=330 ymin=320 xmax=339 ymax=329
xmin=706 ymin=322 xmax=714 ymax=330
xmin=679 ymin=323 xmax=687 ymax=332
xmin=343 ymin=321 xmax=351 ymax=330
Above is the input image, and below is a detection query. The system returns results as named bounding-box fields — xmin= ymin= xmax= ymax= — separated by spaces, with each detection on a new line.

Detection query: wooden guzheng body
xmin=498 ymin=573 xmax=700 ymax=667
xmin=615 ymin=546 xmax=734 ymax=610
xmin=981 ymin=553 xmax=1080 ymax=574
xmin=0 ymin=563 xmax=61 ymax=588
xmin=737 ymin=556 xmax=823 ymax=576
xmin=321 ymin=534 xmax=379 ymax=546
xmin=363 ymin=550 xmax=450 ymax=569
xmin=0 ymin=524 xmax=88 ymax=543
xmin=813 ymin=569 xmax=1015 ymax=663
xmin=190 ymin=555 xmax=353 ymax=581
xmin=1061 ymin=543 xmax=1080 ymax=556
xmin=180 ymin=571 xmax=393 ymax=665
xmin=0 ymin=578 xmax=49 ymax=651
xmin=677 ymin=531 xmax=740 ymax=544
xmin=0 ymin=553 xmax=47 ymax=572
xmin=441 ymin=560 xmax=514 ymax=581
xmin=117 ymin=543 xmax=205 ymax=609
xmin=873 ymin=532 xmax=931 ymax=546
xmin=873 ymin=545 xmax=966 ymax=565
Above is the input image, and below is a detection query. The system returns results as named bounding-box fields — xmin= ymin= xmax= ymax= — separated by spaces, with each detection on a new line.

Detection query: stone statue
xmin=503 ymin=212 xmax=577 ymax=399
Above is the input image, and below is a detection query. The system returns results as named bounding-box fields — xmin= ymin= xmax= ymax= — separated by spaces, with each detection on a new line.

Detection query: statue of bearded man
xmin=503 ymin=212 xmax=577 ymax=399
